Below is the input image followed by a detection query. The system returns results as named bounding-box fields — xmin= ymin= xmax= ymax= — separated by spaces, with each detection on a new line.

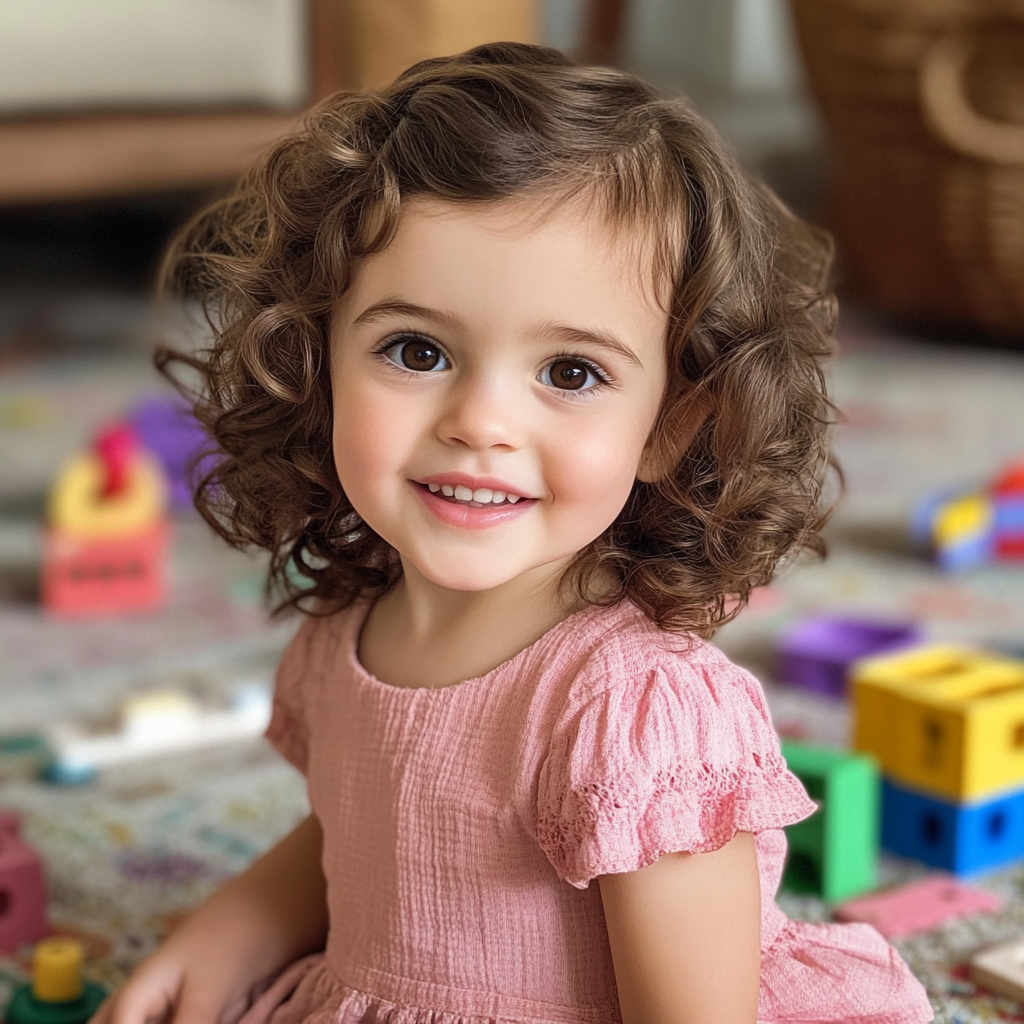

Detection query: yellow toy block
xmin=49 ymin=451 xmax=167 ymax=539
xmin=934 ymin=493 xmax=992 ymax=545
xmin=853 ymin=645 xmax=1024 ymax=801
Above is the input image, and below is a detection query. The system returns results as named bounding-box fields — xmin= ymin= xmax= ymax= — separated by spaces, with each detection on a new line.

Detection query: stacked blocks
xmin=42 ymin=423 xmax=170 ymax=617
xmin=913 ymin=457 xmax=1024 ymax=570
xmin=780 ymin=740 xmax=879 ymax=902
xmin=993 ymin=462 xmax=1024 ymax=560
xmin=0 ymin=811 xmax=49 ymax=953
xmin=853 ymin=645 xmax=1024 ymax=875
xmin=777 ymin=616 xmax=920 ymax=698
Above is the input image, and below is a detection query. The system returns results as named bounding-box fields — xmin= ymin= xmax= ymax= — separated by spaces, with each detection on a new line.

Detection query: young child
xmin=95 ymin=43 xmax=933 ymax=1024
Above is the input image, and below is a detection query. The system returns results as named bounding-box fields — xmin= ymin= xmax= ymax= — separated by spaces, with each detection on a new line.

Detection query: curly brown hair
xmin=159 ymin=41 xmax=837 ymax=637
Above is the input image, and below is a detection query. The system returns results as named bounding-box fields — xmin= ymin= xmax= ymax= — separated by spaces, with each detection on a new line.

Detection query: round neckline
xmin=347 ymin=599 xmax=612 ymax=695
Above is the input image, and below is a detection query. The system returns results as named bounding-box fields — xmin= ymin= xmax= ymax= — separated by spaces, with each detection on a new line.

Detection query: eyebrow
xmin=350 ymin=299 xmax=644 ymax=368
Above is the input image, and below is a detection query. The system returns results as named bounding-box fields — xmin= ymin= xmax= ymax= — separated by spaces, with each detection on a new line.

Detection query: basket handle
xmin=919 ymin=32 xmax=1024 ymax=164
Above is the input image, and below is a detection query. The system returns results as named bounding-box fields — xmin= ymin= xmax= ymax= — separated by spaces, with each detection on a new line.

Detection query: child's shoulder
xmin=556 ymin=599 xmax=767 ymax=717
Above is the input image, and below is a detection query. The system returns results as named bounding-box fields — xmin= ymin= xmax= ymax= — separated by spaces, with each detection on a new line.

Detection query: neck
xmin=359 ymin=557 xmax=588 ymax=689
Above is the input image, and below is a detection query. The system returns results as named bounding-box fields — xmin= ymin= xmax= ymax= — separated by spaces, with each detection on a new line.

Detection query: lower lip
xmin=413 ymin=483 xmax=535 ymax=530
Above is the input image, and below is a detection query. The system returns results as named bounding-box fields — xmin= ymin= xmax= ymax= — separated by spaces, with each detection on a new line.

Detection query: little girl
xmin=96 ymin=43 xmax=933 ymax=1024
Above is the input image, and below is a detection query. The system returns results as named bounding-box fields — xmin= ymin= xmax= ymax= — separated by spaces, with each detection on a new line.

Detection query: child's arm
xmin=598 ymin=830 xmax=761 ymax=1024
xmin=91 ymin=814 xmax=329 ymax=1024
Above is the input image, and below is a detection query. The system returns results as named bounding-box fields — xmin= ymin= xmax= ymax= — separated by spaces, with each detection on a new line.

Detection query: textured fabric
xmin=255 ymin=600 xmax=934 ymax=1024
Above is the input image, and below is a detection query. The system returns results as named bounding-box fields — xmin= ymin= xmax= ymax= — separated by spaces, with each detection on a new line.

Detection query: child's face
xmin=330 ymin=197 xmax=669 ymax=594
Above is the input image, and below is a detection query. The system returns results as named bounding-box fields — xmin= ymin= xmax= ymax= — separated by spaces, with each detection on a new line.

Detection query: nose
xmin=435 ymin=370 xmax=525 ymax=452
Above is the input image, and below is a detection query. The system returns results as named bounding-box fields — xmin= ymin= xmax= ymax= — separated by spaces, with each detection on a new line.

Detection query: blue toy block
xmin=881 ymin=777 xmax=1024 ymax=876
xmin=937 ymin=531 xmax=994 ymax=572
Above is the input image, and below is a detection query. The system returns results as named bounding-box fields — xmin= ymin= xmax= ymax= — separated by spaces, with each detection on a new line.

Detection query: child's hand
xmin=90 ymin=815 xmax=328 ymax=1024
xmin=89 ymin=914 xmax=260 ymax=1024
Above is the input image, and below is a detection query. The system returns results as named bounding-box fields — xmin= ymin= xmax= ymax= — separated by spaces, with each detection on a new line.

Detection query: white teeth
xmin=426 ymin=481 xmax=527 ymax=504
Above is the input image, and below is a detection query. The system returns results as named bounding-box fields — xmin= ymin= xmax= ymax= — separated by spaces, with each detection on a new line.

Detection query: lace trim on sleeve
xmin=536 ymin=751 xmax=816 ymax=889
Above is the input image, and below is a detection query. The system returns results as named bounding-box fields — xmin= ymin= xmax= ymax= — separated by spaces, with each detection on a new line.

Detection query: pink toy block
xmin=0 ymin=811 xmax=49 ymax=953
xmin=834 ymin=874 xmax=1001 ymax=939
xmin=42 ymin=522 xmax=170 ymax=618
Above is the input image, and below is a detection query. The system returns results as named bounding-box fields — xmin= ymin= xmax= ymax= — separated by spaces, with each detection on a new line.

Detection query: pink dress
xmin=250 ymin=599 xmax=933 ymax=1024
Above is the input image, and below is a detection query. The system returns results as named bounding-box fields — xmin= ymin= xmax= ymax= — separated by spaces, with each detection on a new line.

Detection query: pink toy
xmin=42 ymin=523 xmax=170 ymax=617
xmin=0 ymin=811 xmax=49 ymax=953
xmin=42 ymin=422 xmax=170 ymax=618
xmin=834 ymin=874 xmax=1001 ymax=939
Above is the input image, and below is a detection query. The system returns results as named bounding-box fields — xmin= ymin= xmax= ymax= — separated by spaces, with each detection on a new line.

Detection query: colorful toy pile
xmin=41 ymin=422 xmax=170 ymax=618
xmin=913 ymin=459 xmax=1024 ymax=571
xmin=853 ymin=645 xmax=1024 ymax=876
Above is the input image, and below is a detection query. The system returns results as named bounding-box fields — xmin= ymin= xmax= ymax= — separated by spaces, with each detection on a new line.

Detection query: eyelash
xmin=371 ymin=332 xmax=616 ymax=399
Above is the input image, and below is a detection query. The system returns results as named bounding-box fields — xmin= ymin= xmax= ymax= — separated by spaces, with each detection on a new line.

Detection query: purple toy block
xmin=129 ymin=396 xmax=212 ymax=510
xmin=777 ymin=616 xmax=921 ymax=698
xmin=0 ymin=811 xmax=48 ymax=953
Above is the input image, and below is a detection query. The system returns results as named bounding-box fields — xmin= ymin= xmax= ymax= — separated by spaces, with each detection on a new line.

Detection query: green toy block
xmin=781 ymin=740 xmax=880 ymax=902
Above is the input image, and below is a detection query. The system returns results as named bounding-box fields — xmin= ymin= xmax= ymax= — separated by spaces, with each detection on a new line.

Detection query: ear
xmin=636 ymin=391 xmax=710 ymax=484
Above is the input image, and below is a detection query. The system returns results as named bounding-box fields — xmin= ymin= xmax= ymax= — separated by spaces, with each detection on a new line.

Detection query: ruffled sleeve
xmin=535 ymin=646 xmax=817 ymax=888
xmin=264 ymin=617 xmax=318 ymax=774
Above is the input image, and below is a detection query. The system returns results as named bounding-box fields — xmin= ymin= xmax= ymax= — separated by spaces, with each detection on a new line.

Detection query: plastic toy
xmin=43 ymin=679 xmax=272 ymax=784
xmin=834 ymin=874 xmax=1001 ymax=939
xmin=5 ymin=937 xmax=106 ymax=1024
xmin=780 ymin=741 xmax=879 ymax=901
xmin=912 ymin=489 xmax=994 ymax=571
xmin=776 ymin=616 xmax=920 ymax=698
xmin=970 ymin=936 xmax=1024 ymax=1004
xmin=0 ymin=811 xmax=49 ymax=954
xmin=993 ymin=462 xmax=1024 ymax=561
xmin=41 ymin=423 xmax=170 ymax=618
xmin=128 ymin=395 xmax=210 ymax=511
xmin=852 ymin=645 xmax=1024 ymax=801
xmin=881 ymin=777 xmax=1024 ymax=875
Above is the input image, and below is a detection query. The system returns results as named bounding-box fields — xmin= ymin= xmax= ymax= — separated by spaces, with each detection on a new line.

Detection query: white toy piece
xmin=970 ymin=937 xmax=1024 ymax=1003
xmin=43 ymin=675 xmax=272 ymax=783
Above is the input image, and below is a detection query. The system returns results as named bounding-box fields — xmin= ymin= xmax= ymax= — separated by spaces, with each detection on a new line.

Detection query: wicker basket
xmin=789 ymin=0 xmax=1024 ymax=334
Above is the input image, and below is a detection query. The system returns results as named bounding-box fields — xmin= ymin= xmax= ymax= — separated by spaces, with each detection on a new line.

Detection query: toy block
xmin=912 ymin=490 xmax=994 ymax=571
xmin=5 ymin=937 xmax=106 ymax=1024
xmin=994 ymin=496 xmax=1024 ymax=560
xmin=780 ymin=741 xmax=879 ymax=902
xmin=881 ymin=777 xmax=1024 ymax=875
xmin=834 ymin=874 xmax=1000 ymax=939
xmin=43 ymin=423 xmax=171 ymax=618
xmin=853 ymin=645 xmax=1024 ymax=801
xmin=777 ymin=616 xmax=920 ymax=698
xmin=970 ymin=937 xmax=1024 ymax=1004
xmin=129 ymin=395 xmax=210 ymax=511
xmin=0 ymin=811 xmax=49 ymax=953
xmin=41 ymin=522 xmax=170 ymax=618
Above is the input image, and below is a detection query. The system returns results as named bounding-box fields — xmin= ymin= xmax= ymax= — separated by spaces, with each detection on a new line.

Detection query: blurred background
xmin=2 ymin=3 xmax=1024 ymax=1021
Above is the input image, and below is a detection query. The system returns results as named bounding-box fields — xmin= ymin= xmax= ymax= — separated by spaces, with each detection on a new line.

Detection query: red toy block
xmin=41 ymin=522 xmax=170 ymax=618
xmin=993 ymin=462 xmax=1024 ymax=497
xmin=834 ymin=874 xmax=1001 ymax=939
xmin=0 ymin=811 xmax=49 ymax=953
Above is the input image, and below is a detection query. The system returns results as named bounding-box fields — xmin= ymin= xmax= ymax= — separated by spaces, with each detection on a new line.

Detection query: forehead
xmin=341 ymin=195 xmax=671 ymax=322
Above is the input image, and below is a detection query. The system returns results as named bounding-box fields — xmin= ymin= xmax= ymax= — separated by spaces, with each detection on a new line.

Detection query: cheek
xmin=331 ymin=382 xmax=401 ymax=494
xmin=551 ymin=422 xmax=646 ymax=522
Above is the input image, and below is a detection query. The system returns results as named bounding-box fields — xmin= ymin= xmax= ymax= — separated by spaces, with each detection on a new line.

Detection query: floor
xmin=3 ymin=241 xmax=1024 ymax=1021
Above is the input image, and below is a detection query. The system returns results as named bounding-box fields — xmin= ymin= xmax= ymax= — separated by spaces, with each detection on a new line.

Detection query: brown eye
xmin=382 ymin=337 xmax=449 ymax=373
xmin=544 ymin=358 xmax=596 ymax=392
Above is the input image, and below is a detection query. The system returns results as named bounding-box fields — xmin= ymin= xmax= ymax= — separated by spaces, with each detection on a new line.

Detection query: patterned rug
xmin=3 ymin=309 xmax=1024 ymax=1023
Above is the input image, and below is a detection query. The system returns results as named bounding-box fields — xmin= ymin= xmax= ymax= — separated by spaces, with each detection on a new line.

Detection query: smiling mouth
xmin=420 ymin=482 xmax=526 ymax=508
